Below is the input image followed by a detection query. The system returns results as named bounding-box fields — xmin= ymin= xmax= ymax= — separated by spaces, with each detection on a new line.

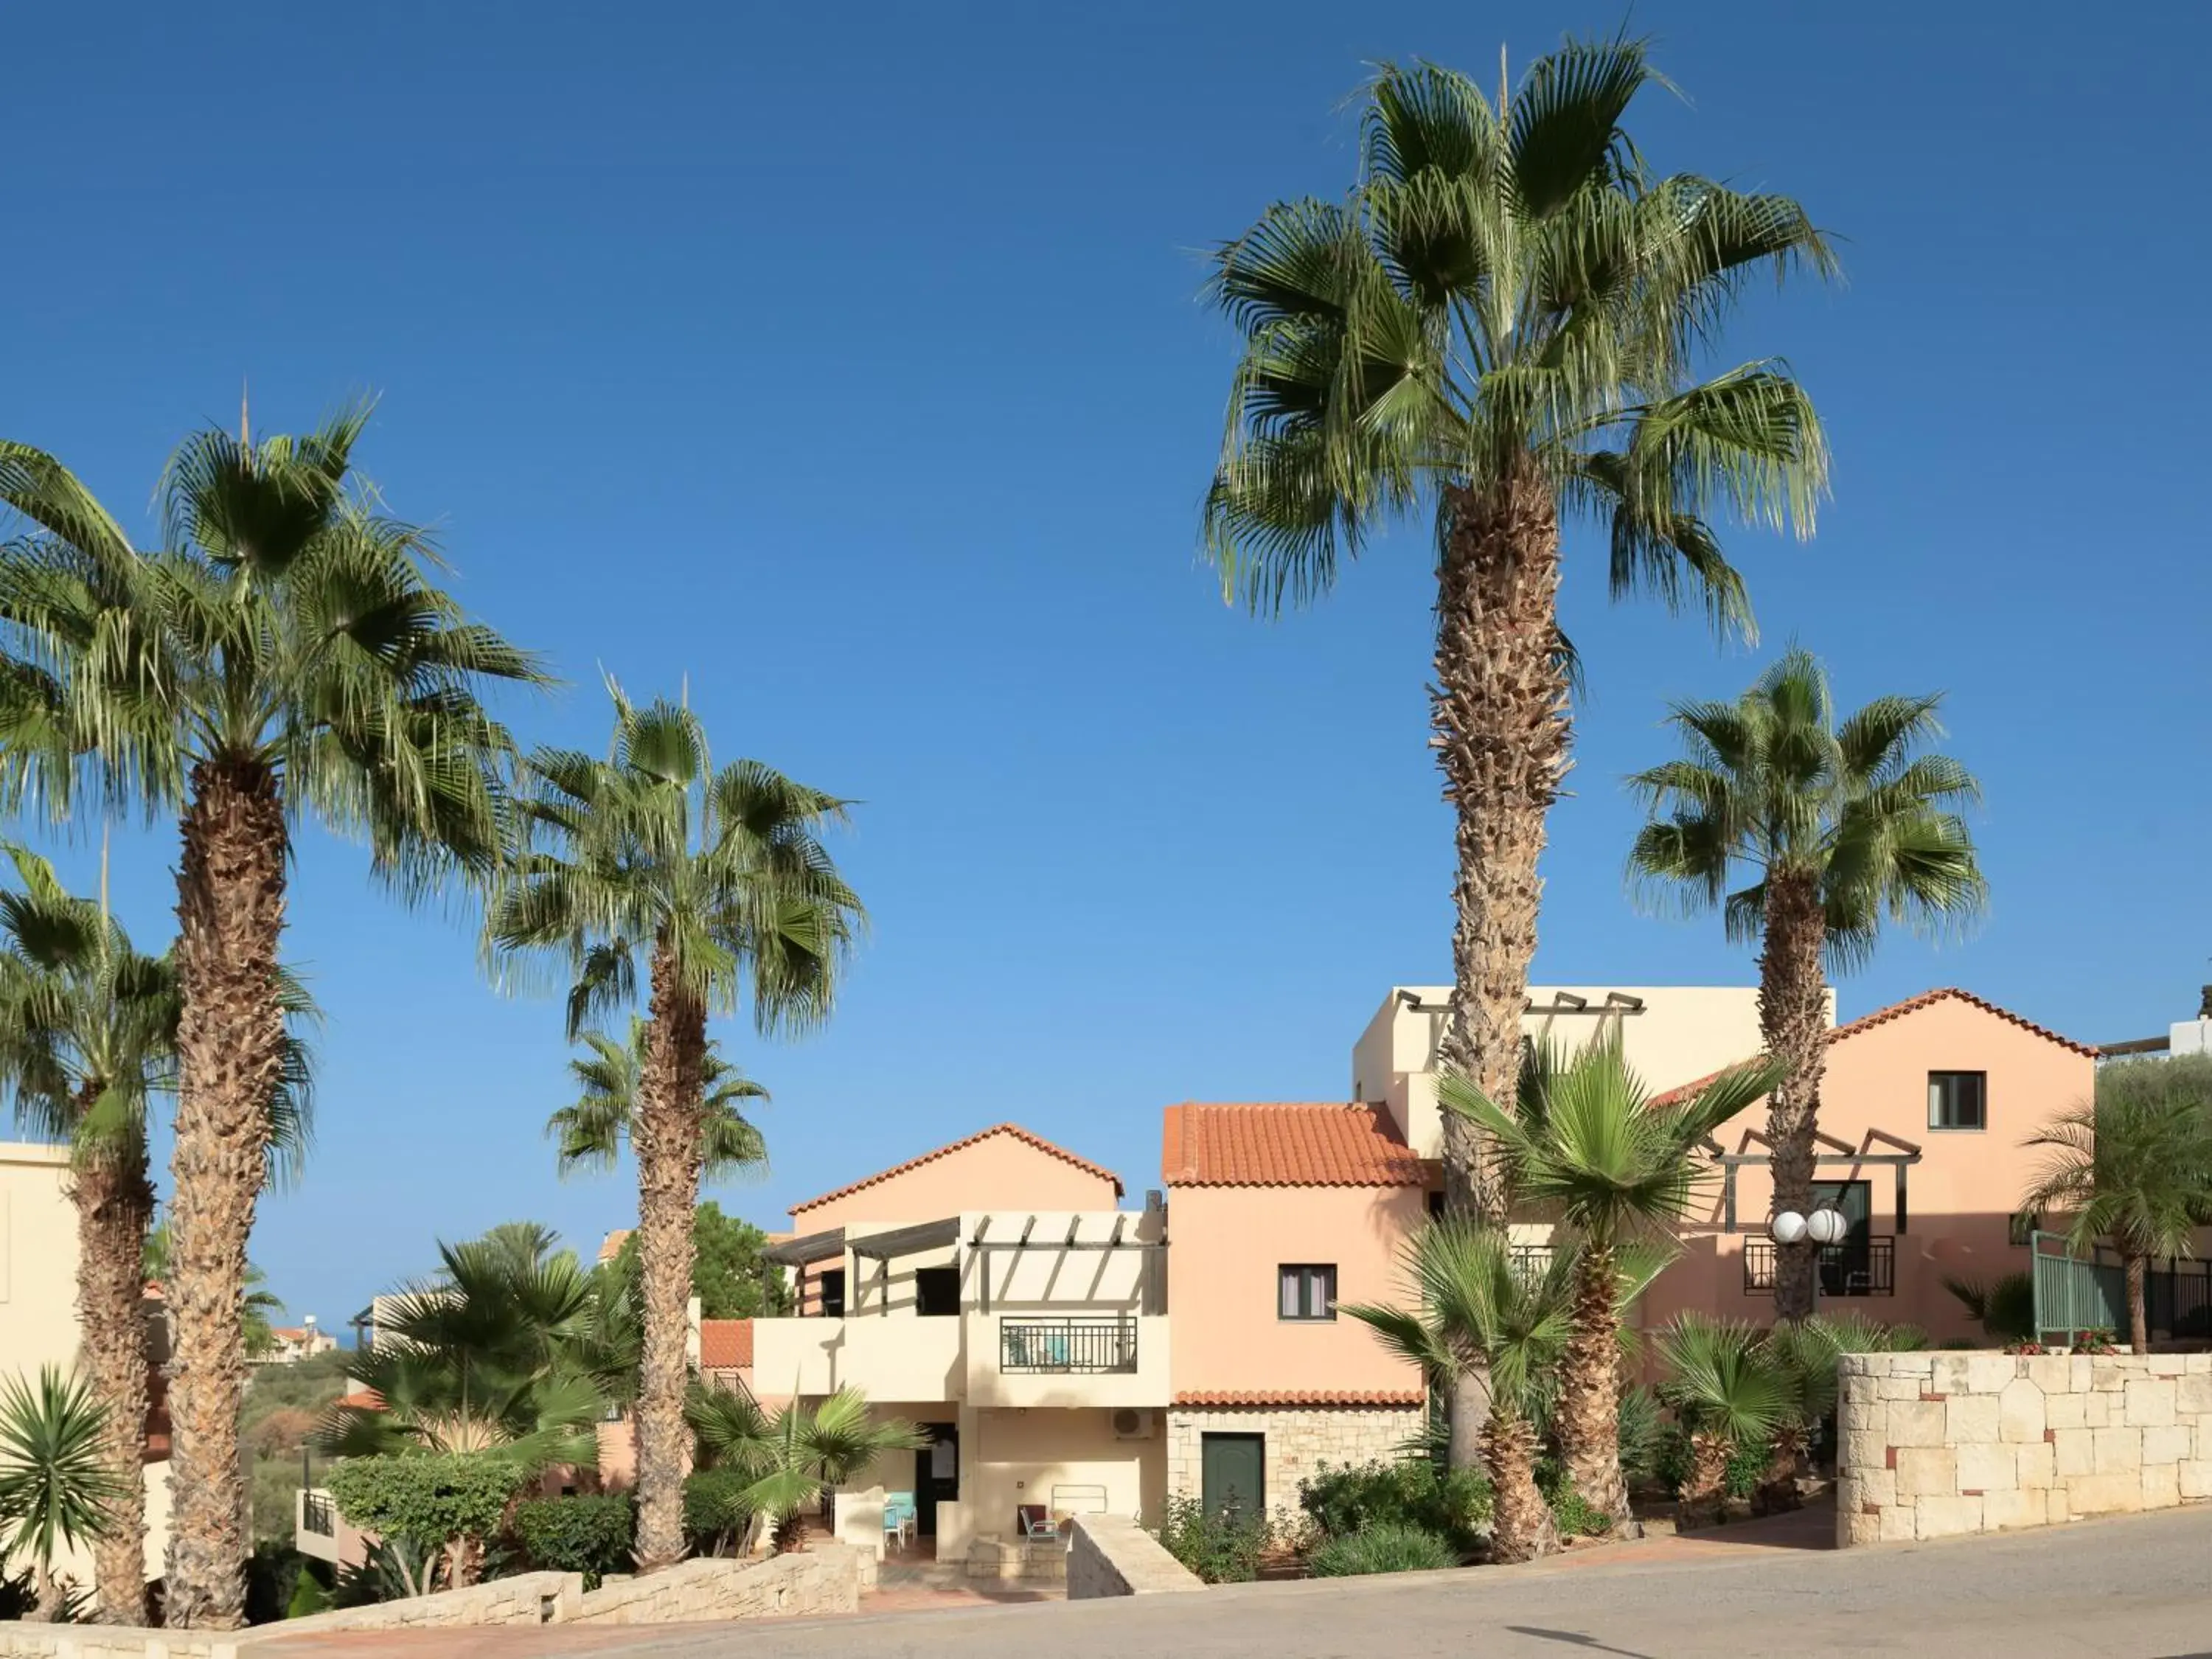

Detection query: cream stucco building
xmin=0 ymin=1141 xmax=171 ymax=1595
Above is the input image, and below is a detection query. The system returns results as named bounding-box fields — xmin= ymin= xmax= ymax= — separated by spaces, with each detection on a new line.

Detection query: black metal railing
xmin=1508 ymin=1245 xmax=1555 ymax=1284
xmin=301 ymin=1490 xmax=335 ymax=1537
xmin=1743 ymin=1237 xmax=1895 ymax=1297
xmin=999 ymin=1317 xmax=1138 ymax=1374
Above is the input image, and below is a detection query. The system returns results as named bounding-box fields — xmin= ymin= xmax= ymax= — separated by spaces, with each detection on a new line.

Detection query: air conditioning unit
xmin=1112 ymin=1408 xmax=1155 ymax=1441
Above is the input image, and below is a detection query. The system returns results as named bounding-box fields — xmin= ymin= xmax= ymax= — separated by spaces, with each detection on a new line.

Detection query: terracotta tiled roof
xmin=1650 ymin=987 xmax=2097 ymax=1105
xmin=699 ymin=1318 xmax=753 ymax=1371
xmin=333 ymin=1388 xmax=384 ymax=1411
xmin=1173 ymin=1390 xmax=1427 ymax=1408
xmin=271 ymin=1327 xmax=307 ymax=1341
xmin=791 ymin=1124 xmax=1123 ymax=1214
xmin=597 ymin=1229 xmax=633 ymax=1264
xmin=1161 ymin=1102 xmax=1430 ymax=1188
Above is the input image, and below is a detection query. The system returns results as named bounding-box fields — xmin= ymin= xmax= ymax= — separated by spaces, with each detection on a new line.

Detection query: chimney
xmin=2199 ymin=984 xmax=2212 ymax=1020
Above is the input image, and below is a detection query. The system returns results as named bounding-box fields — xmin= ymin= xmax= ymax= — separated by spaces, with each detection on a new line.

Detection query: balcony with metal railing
xmin=998 ymin=1315 xmax=1139 ymax=1375
xmin=1742 ymin=1236 xmax=1896 ymax=1297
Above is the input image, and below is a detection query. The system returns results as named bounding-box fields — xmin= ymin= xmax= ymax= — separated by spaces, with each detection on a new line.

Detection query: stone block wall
xmin=569 ymin=1546 xmax=865 ymax=1624
xmin=1837 ymin=1351 xmax=2212 ymax=1546
xmin=1067 ymin=1514 xmax=1205 ymax=1599
xmin=1165 ymin=1405 xmax=1422 ymax=1517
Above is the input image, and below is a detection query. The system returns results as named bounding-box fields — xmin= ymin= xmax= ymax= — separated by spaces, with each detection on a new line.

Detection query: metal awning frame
xmin=1710 ymin=1130 xmax=1924 ymax=1234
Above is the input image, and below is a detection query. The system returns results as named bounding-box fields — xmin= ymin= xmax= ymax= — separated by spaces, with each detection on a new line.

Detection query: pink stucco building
xmin=729 ymin=984 xmax=2109 ymax=1540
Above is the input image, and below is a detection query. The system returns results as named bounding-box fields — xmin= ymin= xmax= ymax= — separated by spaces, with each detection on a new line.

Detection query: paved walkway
xmin=248 ymin=1504 xmax=2212 ymax=1658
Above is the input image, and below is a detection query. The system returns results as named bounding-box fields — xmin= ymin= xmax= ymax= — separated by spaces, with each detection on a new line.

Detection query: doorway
xmin=914 ymin=1422 xmax=959 ymax=1537
xmin=1200 ymin=1432 xmax=1265 ymax=1522
xmin=1811 ymin=1179 xmax=1874 ymax=1293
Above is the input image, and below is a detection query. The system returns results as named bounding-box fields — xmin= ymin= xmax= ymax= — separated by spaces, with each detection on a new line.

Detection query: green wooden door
xmin=1200 ymin=1433 xmax=1265 ymax=1521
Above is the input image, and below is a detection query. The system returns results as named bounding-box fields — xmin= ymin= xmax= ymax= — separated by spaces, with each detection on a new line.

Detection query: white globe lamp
xmin=1767 ymin=1210 xmax=1808 ymax=1245
xmin=1806 ymin=1207 xmax=1849 ymax=1247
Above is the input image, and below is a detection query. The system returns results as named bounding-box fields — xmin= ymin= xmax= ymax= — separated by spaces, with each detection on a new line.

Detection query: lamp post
xmin=1767 ymin=1206 xmax=1849 ymax=1317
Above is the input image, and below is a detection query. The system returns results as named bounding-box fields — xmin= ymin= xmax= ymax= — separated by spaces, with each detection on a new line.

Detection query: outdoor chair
xmin=883 ymin=1492 xmax=918 ymax=1551
xmin=1016 ymin=1503 xmax=1057 ymax=1543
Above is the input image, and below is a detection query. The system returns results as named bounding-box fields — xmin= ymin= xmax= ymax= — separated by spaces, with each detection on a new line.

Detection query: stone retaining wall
xmin=1837 ymin=1350 xmax=2212 ymax=1546
xmin=1165 ymin=1405 xmax=1423 ymax=1514
xmin=0 ymin=1545 xmax=871 ymax=1657
xmin=1066 ymin=1514 xmax=1205 ymax=1599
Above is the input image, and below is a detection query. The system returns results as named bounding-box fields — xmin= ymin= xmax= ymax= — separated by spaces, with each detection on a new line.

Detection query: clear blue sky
xmin=6 ymin=2 xmax=2206 ymax=1335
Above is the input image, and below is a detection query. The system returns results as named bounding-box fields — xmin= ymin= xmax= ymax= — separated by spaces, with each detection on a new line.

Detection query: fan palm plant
xmin=0 ymin=846 xmax=311 ymax=1624
xmin=319 ymin=1233 xmax=610 ymax=1468
xmin=0 ymin=1368 xmax=127 ymax=1621
xmin=547 ymin=1015 xmax=768 ymax=1179
xmin=1342 ymin=1221 xmax=1576 ymax=1562
xmin=1445 ymin=1043 xmax=1779 ymax=1523
xmin=685 ymin=1385 xmax=925 ymax=1554
xmin=2020 ymin=1061 xmax=2212 ymax=1352
xmin=489 ymin=684 xmax=860 ymax=1569
xmin=1654 ymin=1315 xmax=1791 ymax=1528
xmin=1940 ymin=1272 xmax=2036 ymax=1345
xmin=1202 ymin=35 xmax=1830 ymax=1245
xmin=0 ymin=408 xmax=542 ymax=1627
xmin=1627 ymin=650 xmax=1984 ymax=1316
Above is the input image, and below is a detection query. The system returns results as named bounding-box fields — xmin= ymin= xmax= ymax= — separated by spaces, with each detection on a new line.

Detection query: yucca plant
xmin=0 ymin=1368 xmax=127 ymax=1621
xmin=1941 ymin=1272 xmax=2036 ymax=1346
xmin=0 ymin=408 xmax=542 ymax=1627
xmin=685 ymin=1386 xmax=925 ymax=1553
xmin=1628 ymin=650 xmax=1984 ymax=1317
xmin=1444 ymin=1044 xmax=1779 ymax=1523
xmin=1655 ymin=1315 xmax=1791 ymax=1528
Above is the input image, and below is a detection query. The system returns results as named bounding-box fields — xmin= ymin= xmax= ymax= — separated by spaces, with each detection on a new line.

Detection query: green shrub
xmin=1531 ymin=1461 xmax=1613 ymax=1537
xmin=325 ymin=1453 xmax=526 ymax=1596
xmin=683 ymin=1468 xmax=755 ymax=1554
xmin=1723 ymin=1441 xmax=1767 ymax=1499
xmin=244 ymin=1542 xmax=315 ymax=1624
xmin=1154 ymin=1494 xmax=1272 ymax=1584
xmin=288 ymin=1568 xmax=333 ymax=1619
xmin=1615 ymin=1386 xmax=1674 ymax=1486
xmin=512 ymin=1494 xmax=635 ymax=1586
xmin=1298 ymin=1458 xmax=1493 ymax=1552
xmin=1308 ymin=1523 xmax=1458 ymax=1577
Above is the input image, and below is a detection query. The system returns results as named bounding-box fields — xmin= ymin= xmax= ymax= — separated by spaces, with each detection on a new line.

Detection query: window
xmin=914 ymin=1265 xmax=960 ymax=1317
xmin=1927 ymin=1071 xmax=1987 ymax=1131
xmin=819 ymin=1267 xmax=846 ymax=1317
xmin=1278 ymin=1265 xmax=1336 ymax=1321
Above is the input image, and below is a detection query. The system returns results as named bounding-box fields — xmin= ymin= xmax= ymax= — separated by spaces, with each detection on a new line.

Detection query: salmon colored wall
xmin=1640 ymin=997 xmax=2094 ymax=1344
xmin=791 ymin=1135 xmax=1119 ymax=1234
xmin=1168 ymin=1183 xmax=1428 ymax=1397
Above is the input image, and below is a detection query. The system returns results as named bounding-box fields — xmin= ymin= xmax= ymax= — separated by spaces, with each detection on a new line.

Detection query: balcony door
xmin=914 ymin=1422 xmax=959 ymax=1537
xmin=1811 ymin=1179 xmax=1873 ymax=1293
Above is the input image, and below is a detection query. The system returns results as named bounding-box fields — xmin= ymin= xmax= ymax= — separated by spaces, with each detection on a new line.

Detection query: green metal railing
xmin=2030 ymin=1231 xmax=2125 ymax=1343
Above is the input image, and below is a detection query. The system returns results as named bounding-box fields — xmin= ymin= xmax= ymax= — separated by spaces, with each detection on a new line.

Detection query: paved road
xmin=256 ymin=1507 xmax=2212 ymax=1659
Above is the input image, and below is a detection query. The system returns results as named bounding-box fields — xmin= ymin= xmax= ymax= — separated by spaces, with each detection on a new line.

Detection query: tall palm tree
xmin=547 ymin=1015 xmax=769 ymax=1180
xmin=490 ymin=686 xmax=861 ymax=1570
xmin=1201 ymin=35 xmax=1831 ymax=1240
xmin=2020 ymin=1061 xmax=2212 ymax=1353
xmin=1627 ymin=650 xmax=1983 ymax=1317
xmin=1446 ymin=1043 xmax=1778 ymax=1523
xmin=1342 ymin=1222 xmax=1574 ymax=1562
xmin=0 ymin=1368 xmax=128 ymax=1621
xmin=684 ymin=1385 xmax=924 ymax=1554
xmin=0 ymin=407 xmax=543 ymax=1627
xmin=0 ymin=846 xmax=312 ymax=1624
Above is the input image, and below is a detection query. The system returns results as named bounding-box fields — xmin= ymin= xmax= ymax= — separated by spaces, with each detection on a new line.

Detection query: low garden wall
xmin=0 ymin=1544 xmax=873 ymax=1657
xmin=1837 ymin=1350 xmax=2212 ymax=1546
xmin=1066 ymin=1514 xmax=1205 ymax=1599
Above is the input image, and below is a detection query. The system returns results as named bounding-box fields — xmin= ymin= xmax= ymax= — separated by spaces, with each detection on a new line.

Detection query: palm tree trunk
xmin=164 ymin=760 xmax=290 ymax=1630
xmin=1679 ymin=1432 xmax=1733 ymax=1528
xmin=1758 ymin=866 xmax=1829 ymax=1321
xmin=1431 ymin=468 xmax=1569 ymax=1464
xmin=1478 ymin=1408 xmax=1559 ymax=1563
xmin=72 ymin=1141 xmax=155 ymax=1625
xmin=1754 ymin=1422 xmax=1806 ymax=1515
xmin=2125 ymin=1253 xmax=2149 ymax=1354
xmin=632 ymin=949 xmax=707 ymax=1571
xmin=1557 ymin=1242 xmax=1631 ymax=1525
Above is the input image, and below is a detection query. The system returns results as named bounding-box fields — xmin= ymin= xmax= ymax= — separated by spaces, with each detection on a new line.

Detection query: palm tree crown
xmin=548 ymin=1015 xmax=768 ymax=1180
xmin=1627 ymin=649 xmax=1984 ymax=970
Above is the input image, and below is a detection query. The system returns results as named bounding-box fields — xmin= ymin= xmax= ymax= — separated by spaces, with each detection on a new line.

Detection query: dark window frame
xmin=1927 ymin=1071 xmax=1988 ymax=1132
xmin=818 ymin=1267 xmax=847 ymax=1317
xmin=1277 ymin=1263 xmax=1338 ymax=1322
xmin=914 ymin=1265 xmax=961 ymax=1318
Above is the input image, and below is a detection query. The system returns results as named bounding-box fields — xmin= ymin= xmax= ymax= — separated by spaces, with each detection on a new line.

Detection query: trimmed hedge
xmin=512 ymin=1493 xmax=636 ymax=1585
